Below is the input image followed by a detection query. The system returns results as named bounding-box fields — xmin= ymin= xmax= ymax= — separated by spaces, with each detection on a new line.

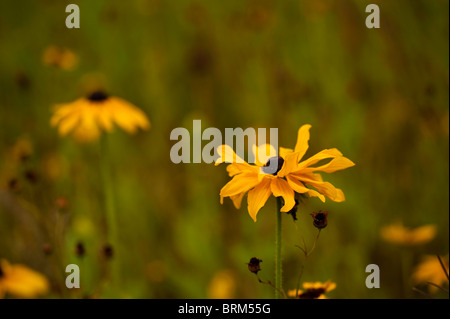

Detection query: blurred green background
xmin=0 ymin=0 xmax=448 ymax=298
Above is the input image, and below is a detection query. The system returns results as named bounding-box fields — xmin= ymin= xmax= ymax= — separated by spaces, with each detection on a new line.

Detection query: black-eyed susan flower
xmin=288 ymin=280 xmax=336 ymax=299
xmin=42 ymin=45 xmax=78 ymax=71
xmin=412 ymin=254 xmax=449 ymax=292
xmin=50 ymin=91 xmax=150 ymax=143
xmin=0 ymin=259 xmax=49 ymax=298
xmin=380 ymin=222 xmax=437 ymax=246
xmin=215 ymin=124 xmax=355 ymax=221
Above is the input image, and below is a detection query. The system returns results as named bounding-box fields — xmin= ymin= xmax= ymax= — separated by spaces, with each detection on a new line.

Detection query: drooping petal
xmin=215 ymin=145 xmax=245 ymax=165
xmin=247 ymin=177 xmax=272 ymax=222
xmin=219 ymin=171 xmax=260 ymax=199
xmin=252 ymin=144 xmax=277 ymax=166
xmin=286 ymin=175 xmax=326 ymax=202
xmin=230 ymin=192 xmax=246 ymax=209
xmin=294 ymin=174 xmax=345 ymax=202
xmin=303 ymin=156 xmax=355 ymax=174
xmin=294 ymin=124 xmax=312 ymax=160
xmin=270 ymin=178 xmax=296 ymax=212
xmin=295 ymin=148 xmax=343 ymax=171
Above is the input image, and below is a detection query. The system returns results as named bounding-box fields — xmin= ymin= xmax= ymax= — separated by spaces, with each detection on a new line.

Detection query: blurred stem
xmin=100 ymin=135 xmax=119 ymax=285
xmin=400 ymin=249 xmax=412 ymax=298
xmin=275 ymin=197 xmax=282 ymax=299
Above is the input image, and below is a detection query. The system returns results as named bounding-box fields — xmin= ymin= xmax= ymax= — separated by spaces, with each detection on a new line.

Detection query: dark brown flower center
xmin=87 ymin=91 xmax=109 ymax=102
xmin=0 ymin=264 xmax=4 ymax=278
xmin=299 ymin=288 xmax=326 ymax=299
xmin=262 ymin=156 xmax=284 ymax=175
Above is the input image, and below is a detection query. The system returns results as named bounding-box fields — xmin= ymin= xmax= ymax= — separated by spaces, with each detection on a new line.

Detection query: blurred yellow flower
xmin=208 ymin=269 xmax=236 ymax=299
xmin=216 ymin=124 xmax=355 ymax=221
xmin=412 ymin=255 xmax=449 ymax=293
xmin=0 ymin=259 xmax=49 ymax=298
xmin=51 ymin=91 xmax=150 ymax=143
xmin=42 ymin=45 xmax=78 ymax=71
xmin=287 ymin=280 xmax=336 ymax=299
xmin=380 ymin=222 xmax=437 ymax=246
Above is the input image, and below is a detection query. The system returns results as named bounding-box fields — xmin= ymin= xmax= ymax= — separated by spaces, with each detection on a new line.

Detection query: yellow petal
xmin=96 ymin=105 xmax=114 ymax=132
xmin=294 ymin=124 xmax=312 ymax=160
xmin=230 ymin=192 xmax=246 ymax=209
xmin=277 ymin=151 xmax=299 ymax=177
xmin=247 ymin=177 xmax=272 ymax=222
xmin=0 ymin=260 xmax=49 ymax=298
xmin=226 ymin=163 xmax=258 ymax=177
xmin=295 ymin=174 xmax=345 ymax=202
xmin=219 ymin=171 xmax=260 ymax=199
xmin=270 ymin=178 xmax=296 ymax=212
xmin=57 ymin=109 xmax=81 ymax=136
xmin=303 ymin=156 xmax=355 ymax=173
xmin=279 ymin=147 xmax=293 ymax=159
xmin=286 ymin=175 xmax=326 ymax=202
xmin=296 ymin=148 xmax=343 ymax=170
xmin=216 ymin=145 xmax=245 ymax=165
xmin=252 ymin=144 xmax=277 ymax=166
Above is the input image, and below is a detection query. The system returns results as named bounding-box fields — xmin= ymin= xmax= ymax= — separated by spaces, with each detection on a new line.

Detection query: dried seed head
xmin=42 ymin=243 xmax=53 ymax=255
xmin=8 ymin=178 xmax=19 ymax=191
xmin=75 ymin=242 xmax=85 ymax=257
xmin=24 ymin=170 xmax=38 ymax=184
xmin=247 ymin=257 xmax=262 ymax=274
xmin=102 ymin=244 xmax=114 ymax=260
xmin=311 ymin=211 xmax=328 ymax=229
xmin=55 ymin=196 xmax=69 ymax=210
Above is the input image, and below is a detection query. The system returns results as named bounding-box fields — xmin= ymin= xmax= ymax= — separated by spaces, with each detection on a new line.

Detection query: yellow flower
xmin=287 ymin=280 xmax=336 ymax=299
xmin=51 ymin=91 xmax=150 ymax=143
xmin=0 ymin=259 xmax=49 ymax=298
xmin=412 ymin=255 xmax=449 ymax=293
xmin=215 ymin=124 xmax=355 ymax=221
xmin=42 ymin=45 xmax=78 ymax=71
xmin=380 ymin=222 xmax=437 ymax=246
xmin=208 ymin=269 xmax=236 ymax=299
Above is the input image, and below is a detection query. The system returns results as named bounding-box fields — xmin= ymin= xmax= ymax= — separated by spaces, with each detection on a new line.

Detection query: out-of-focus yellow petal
xmin=247 ymin=177 xmax=272 ymax=222
xmin=412 ymin=255 xmax=449 ymax=292
xmin=57 ymin=109 xmax=82 ymax=136
xmin=294 ymin=124 xmax=312 ymax=160
xmin=270 ymin=178 xmax=296 ymax=212
xmin=0 ymin=260 xmax=49 ymax=298
xmin=380 ymin=222 xmax=437 ymax=246
xmin=412 ymin=225 xmax=438 ymax=244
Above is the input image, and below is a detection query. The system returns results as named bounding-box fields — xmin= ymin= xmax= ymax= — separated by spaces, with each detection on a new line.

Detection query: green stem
xmin=275 ymin=197 xmax=282 ymax=298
